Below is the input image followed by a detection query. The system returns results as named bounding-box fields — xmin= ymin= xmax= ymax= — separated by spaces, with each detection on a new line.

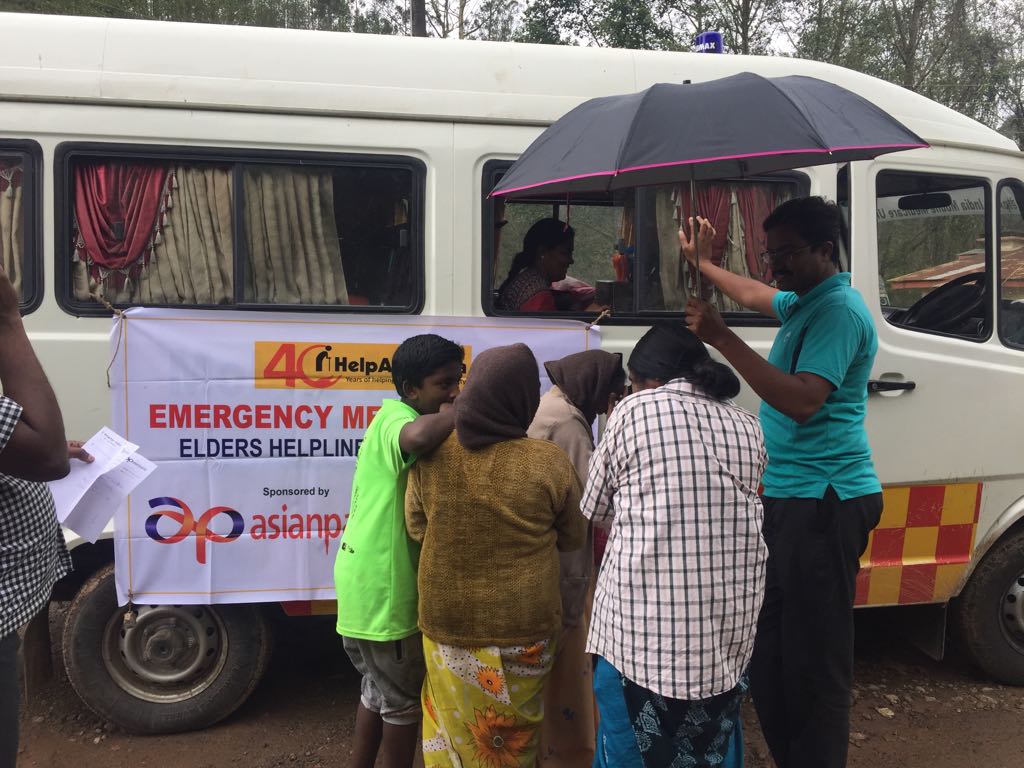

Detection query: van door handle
xmin=867 ymin=379 xmax=916 ymax=393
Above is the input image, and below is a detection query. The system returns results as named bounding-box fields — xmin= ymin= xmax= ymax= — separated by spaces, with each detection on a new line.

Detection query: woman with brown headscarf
xmin=527 ymin=350 xmax=625 ymax=767
xmin=405 ymin=343 xmax=587 ymax=768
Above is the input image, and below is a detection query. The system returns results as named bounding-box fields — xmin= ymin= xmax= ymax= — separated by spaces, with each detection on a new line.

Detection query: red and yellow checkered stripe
xmin=855 ymin=482 xmax=982 ymax=607
xmin=283 ymin=483 xmax=983 ymax=615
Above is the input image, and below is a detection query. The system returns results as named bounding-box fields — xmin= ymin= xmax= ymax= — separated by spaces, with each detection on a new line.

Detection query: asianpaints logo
xmin=144 ymin=497 xmax=345 ymax=564
xmin=145 ymin=497 xmax=243 ymax=565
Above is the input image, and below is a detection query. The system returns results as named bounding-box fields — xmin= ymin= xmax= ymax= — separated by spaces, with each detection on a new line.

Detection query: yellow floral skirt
xmin=421 ymin=634 xmax=556 ymax=768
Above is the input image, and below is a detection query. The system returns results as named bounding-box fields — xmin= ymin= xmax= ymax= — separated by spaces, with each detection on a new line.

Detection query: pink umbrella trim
xmin=491 ymin=142 xmax=929 ymax=197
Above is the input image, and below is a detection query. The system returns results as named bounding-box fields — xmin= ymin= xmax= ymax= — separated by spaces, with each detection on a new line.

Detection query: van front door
xmin=850 ymin=160 xmax=1024 ymax=684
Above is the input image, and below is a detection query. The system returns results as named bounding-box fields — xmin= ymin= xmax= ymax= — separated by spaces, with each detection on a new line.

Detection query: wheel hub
xmin=103 ymin=604 xmax=229 ymax=702
xmin=1001 ymin=573 xmax=1024 ymax=649
xmin=143 ymin=625 xmax=189 ymax=664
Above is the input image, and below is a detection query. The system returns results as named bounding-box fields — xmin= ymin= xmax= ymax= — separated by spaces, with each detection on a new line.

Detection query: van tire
xmin=955 ymin=529 xmax=1024 ymax=685
xmin=62 ymin=564 xmax=274 ymax=734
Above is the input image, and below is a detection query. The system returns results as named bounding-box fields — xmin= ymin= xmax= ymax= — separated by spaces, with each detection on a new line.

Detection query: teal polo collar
xmin=792 ymin=271 xmax=850 ymax=308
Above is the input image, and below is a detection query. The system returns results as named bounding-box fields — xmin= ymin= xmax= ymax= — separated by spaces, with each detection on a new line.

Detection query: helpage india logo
xmin=254 ymin=341 xmax=472 ymax=391
xmin=145 ymin=497 xmax=345 ymax=564
xmin=254 ymin=342 xmax=398 ymax=391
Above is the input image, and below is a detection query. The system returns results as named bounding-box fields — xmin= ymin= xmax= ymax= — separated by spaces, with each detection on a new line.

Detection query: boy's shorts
xmin=342 ymin=633 xmax=425 ymax=726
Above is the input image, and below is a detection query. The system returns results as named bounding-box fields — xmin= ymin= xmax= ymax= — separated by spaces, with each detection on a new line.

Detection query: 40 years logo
xmin=145 ymin=497 xmax=244 ymax=565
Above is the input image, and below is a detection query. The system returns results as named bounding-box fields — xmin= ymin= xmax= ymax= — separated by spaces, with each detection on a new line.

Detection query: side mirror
xmin=898 ymin=192 xmax=953 ymax=211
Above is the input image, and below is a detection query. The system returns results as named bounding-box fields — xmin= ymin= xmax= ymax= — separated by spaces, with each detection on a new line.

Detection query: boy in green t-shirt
xmin=334 ymin=333 xmax=464 ymax=768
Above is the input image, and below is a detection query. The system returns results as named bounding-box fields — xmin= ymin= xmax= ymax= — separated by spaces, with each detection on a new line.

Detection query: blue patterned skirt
xmin=593 ymin=657 xmax=746 ymax=768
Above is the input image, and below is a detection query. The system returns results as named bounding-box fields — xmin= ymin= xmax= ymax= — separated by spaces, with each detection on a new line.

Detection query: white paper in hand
xmin=63 ymin=453 xmax=156 ymax=543
xmin=48 ymin=427 xmax=151 ymax=543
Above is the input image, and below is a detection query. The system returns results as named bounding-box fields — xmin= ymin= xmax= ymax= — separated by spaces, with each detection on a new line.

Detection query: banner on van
xmin=109 ymin=309 xmax=600 ymax=606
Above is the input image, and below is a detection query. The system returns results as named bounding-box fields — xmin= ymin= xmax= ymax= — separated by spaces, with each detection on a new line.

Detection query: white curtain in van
xmin=717 ymin=190 xmax=751 ymax=312
xmin=0 ymin=173 xmax=22 ymax=296
xmin=242 ymin=167 xmax=349 ymax=305
xmin=74 ymin=165 xmax=234 ymax=305
xmin=655 ymin=186 xmax=688 ymax=310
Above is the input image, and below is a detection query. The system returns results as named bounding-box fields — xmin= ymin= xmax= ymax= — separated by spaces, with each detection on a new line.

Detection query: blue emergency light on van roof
xmin=694 ymin=31 xmax=724 ymax=53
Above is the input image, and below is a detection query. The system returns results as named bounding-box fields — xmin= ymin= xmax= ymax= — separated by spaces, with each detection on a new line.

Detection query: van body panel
xmin=1 ymin=12 xmax=1017 ymax=151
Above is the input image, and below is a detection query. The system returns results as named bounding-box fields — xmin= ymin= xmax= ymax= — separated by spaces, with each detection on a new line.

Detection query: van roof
xmin=1 ymin=12 xmax=1017 ymax=154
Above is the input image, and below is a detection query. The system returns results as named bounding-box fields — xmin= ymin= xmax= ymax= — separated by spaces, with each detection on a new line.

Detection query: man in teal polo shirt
xmin=682 ymin=196 xmax=883 ymax=768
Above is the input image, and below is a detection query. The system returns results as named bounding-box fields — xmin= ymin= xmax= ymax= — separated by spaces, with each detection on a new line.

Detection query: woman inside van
xmin=583 ymin=324 xmax=767 ymax=768
xmin=497 ymin=218 xmax=575 ymax=311
xmin=405 ymin=343 xmax=586 ymax=768
xmin=527 ymin=349 xmax=626 ymax=766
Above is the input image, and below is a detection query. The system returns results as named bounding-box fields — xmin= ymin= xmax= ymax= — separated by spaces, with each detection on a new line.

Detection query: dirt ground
xmin=16 ymin=606 xmax=1024 ymax=768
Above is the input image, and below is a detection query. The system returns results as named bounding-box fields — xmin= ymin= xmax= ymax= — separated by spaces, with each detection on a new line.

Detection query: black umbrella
xmin=489 ymin=72 xmax=926 ymax=294
xmin=490 ymin=72 xmax=927 ymax=198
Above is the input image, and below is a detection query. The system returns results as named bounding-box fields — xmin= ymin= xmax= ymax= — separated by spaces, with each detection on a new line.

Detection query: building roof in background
xmin=889 ymin=237 xmax=1024 ymax=290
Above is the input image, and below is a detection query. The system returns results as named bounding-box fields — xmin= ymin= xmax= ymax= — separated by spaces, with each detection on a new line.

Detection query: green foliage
xmin=0 ymin=0 xmax=405 ymax=31
xmin=516 ymin=0 xmax=573 ymax=44
xmin=586 ymin=0 xmax=677 ymax=50
xmin=783 ymin=0 xmax=1021 ymax=140
xmin=469 ymin=0 xmax=520 ymax=41
xmin=787 ymin=0 xmax=887 ymax=71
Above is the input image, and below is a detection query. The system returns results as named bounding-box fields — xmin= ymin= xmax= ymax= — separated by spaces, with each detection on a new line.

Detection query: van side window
xmin=0 ymin=146 xmax=39 ymax=313
xmin=62 ymin=151 xmax=422 ymax=314
xmin=997 ymin=181 xmax=1024 ymax=349
xmin=483 ymin=161 xmax=803 ymax=320
xmin=875 ymin=171 xmax=990 ymax=341
xmin=490 ymin=193 xmax=625 ymax=313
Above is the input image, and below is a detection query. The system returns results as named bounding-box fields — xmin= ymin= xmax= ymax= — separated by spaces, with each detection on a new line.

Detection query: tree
xmin=517 ymin=0 xmax=782 ymax=53
xmin=518 ymin=0 xmax=673 ymax=49
xmin=0 ymin=0 xmax=404 ymax=31
xmin=589 ymin=0 xmax=675 ymax=49
xmin=425 ymin=0 xmax=477 ymax=37
xmin=913 ymin=4 xmax=1005 ymax=129
xmin=994 ymin=1 xmax=1024 ymax=146
xmin=661 ymin=0 xmax=784 ymax=54
xmin=782 ymin=0 xmax=882 ymax=70
xmin=469 ymin=0 xmax=521 ymax=41
xmin=517 ymin=0 xmax=574 ymax=44
xmin=352 ymin=0 xmax=407 ymax=34
xmin=711 ymin=0 xmax=785 ymax=54
xmin=880 ymin=0 xmax=967 ymax=90
xmin=411 ymin=0 xmax=427 ymax=35
xmin=782 ymin=0 xmax=1015 ymax=133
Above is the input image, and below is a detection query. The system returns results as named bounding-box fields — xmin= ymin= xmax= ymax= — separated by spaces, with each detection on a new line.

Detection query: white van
xmin=3 ymin=12 xmax=1024 ymax=733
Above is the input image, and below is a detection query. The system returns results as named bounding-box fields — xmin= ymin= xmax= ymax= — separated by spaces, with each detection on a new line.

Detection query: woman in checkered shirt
xmin=582 ymin=323 xmax=768 ymax=768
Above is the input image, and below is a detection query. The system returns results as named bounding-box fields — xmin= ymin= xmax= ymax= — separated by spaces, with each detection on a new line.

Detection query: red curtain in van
xmin=676 ymin=183 xmax=731 ymax=264
xmin=736 ymin=185 xmax=777 ymax=281
xmin=676 ymin=183 xmax=731 ymax=299
xmin=73 ymin=162 xmax=171 ymax=287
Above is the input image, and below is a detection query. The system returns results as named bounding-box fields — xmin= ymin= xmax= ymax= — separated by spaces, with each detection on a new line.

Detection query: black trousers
xmin=0 ymin=632 xmax=19 ymax=768
xmin=750 ymin=487 xmax=882 ymax=768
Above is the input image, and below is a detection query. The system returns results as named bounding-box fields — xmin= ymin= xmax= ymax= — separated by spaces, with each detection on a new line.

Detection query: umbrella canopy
xmin=490 ymin=72 xmax=928 ymax=198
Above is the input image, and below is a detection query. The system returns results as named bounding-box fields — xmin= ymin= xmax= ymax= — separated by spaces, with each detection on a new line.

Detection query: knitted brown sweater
xmin=405 ymin=432 xmax=586 ymax=647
